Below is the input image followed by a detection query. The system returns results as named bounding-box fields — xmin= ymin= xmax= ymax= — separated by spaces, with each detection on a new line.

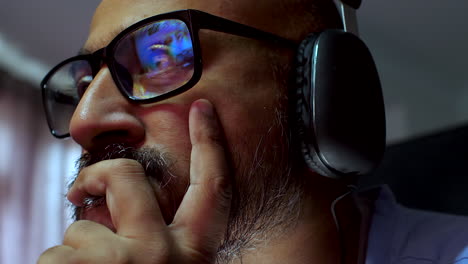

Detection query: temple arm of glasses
xmin=190 ymin=9 xmax=297 ymax=49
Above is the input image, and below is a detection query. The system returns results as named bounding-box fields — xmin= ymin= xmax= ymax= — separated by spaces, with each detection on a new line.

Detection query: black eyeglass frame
xmin=41 ymin=9 xmax=296 ymax=138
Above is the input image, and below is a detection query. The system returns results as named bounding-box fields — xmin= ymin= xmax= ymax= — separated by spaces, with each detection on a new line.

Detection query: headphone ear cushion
xmin=294 ymin=30 xmax=386 ymax=180
xmin=295 ymin=33 xmax=333 ymax=177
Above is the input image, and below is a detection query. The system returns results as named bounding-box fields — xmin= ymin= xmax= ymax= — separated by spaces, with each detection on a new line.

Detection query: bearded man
xmin=38 ymin=0 xmax=468 ymax=263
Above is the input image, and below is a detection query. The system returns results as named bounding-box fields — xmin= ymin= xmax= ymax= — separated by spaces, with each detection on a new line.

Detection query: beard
xmin=69 ymin=107 xmax=305 ymax=264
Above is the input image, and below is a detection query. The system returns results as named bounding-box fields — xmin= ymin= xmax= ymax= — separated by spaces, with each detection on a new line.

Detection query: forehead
xmin=84 ymin=0 xmax=287 ymax=52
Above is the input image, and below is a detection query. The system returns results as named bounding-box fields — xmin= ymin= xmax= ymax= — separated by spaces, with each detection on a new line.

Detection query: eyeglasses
xmin=41 ymin=9 xmax=295 ymax=138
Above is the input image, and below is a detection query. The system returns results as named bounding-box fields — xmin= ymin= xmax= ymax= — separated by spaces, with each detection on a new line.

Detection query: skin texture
xmin=38 ymin=0 xmax=367 ymax=263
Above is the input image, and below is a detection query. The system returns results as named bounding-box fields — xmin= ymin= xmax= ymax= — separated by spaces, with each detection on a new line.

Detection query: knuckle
xmin=38 ymin=245 xmax=72 ymax=264
xmin=72 ymin=166 xmax=89 ymax=186
xmin=37 ymin=246 xmax=60 ymax=262
xmin=63 ymin=221 xmax=82 ymax=241
xmin=63 ymin=220 xmax=93 ymax=244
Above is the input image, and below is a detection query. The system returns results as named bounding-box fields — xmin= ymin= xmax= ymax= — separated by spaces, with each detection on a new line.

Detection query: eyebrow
xmin=76 ymin=27 xmax=128 ymax=56
xmin=77 ymin=16 xmax=148 ymax=56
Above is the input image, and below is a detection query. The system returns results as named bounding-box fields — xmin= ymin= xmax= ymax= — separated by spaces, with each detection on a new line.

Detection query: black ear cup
xmin=295 ymin=30 xmax=386 ymax=180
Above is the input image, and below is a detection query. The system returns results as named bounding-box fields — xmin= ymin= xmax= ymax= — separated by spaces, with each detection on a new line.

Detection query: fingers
xmin=63 ymin=98 xmax=232 ymax=263
xmin=37 ymin=245 xmax=74 ymax=264
xmin=62 ymin=220 xmax=116 ymax=249
xmin=67 ymin=159 xmax=166 ymax=238
xmin=38 ymin=223 xmax=120 ymax=264
xmin=58 ymin=220 xmax=132 ymax=263
xmin=38 ymin=240 xmax=129 ymax=264
xmin=173 ymin=99 xmax=232 ymax=254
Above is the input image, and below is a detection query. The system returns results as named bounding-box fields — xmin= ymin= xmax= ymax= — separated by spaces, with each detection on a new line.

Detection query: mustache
xmin=76 ymin=144 xmax=173 ymax=179
xmin=70 ymin=143 xmax=174 ymax=221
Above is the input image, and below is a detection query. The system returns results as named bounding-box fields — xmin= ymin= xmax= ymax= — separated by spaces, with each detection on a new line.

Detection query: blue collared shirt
xmin=365 ymin=185 xmax=468 ymax=264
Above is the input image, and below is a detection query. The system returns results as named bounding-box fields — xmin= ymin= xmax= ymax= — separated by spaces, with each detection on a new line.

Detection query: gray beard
xmin=69 ymin=109 xmax=304 ymax=264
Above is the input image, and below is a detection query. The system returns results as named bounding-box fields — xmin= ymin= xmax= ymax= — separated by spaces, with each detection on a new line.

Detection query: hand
xmin=37 ymin=99 xmax=232 ymax=264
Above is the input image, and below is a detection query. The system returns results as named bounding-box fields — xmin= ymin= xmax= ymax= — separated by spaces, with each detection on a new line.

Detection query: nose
xmin=69 ymin=67 xmax=145 ymax=150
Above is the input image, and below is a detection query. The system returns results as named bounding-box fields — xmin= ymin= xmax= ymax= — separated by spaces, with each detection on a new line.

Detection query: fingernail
xmin=197 ymin=99 xmax=214 ymax=118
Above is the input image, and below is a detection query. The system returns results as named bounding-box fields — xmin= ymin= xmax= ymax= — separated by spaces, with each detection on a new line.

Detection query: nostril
xmin=90 ymin=130 xmax=134 ymax=148
xmin=95 ymin=130 xmax=130 ymax=139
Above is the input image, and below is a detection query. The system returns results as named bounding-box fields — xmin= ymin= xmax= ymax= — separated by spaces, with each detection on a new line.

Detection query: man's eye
xmin=75 ymin=75 xmax=93 ymax=97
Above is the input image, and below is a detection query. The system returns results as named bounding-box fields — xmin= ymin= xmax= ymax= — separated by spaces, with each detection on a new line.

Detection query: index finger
xmin=68 ymin=158 xmax=166 ymax=238
xmin=172 ymin=99 xmax=233 ymax=254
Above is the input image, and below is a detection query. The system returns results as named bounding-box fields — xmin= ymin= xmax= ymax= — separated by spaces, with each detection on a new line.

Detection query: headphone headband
xmin=336 ymin=0 xmax=362 ymax=10
xmin=333 ymin=0 xmax=360 ymax=35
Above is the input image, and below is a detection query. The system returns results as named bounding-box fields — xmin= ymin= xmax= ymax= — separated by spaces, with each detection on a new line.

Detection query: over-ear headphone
xmin=294 ymin=0 xmax=386 ymax=180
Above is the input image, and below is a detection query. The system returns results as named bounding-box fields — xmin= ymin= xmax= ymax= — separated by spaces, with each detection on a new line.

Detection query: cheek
xmin=215 ymin=96 xmax=286 ymax=171
xmin=137 ymin=102 xmax=192 ymax=170
xmin=136 ymin=103 xmax=193 ymax=221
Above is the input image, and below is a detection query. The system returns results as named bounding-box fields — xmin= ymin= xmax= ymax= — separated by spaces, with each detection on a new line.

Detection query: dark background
xmin=362 ymin=124 xmax=468 ymax=215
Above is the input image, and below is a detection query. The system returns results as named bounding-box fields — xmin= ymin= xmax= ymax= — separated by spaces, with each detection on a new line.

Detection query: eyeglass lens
xmin=43 ymin=60 xmax=93 ymax=136
xmin=44 ymin=19 xmax=195 ymax=137
xmin=115 ymin=19 xmax=195 ymax=99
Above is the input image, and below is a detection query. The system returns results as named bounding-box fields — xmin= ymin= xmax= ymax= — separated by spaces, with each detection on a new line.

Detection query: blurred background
xmin=1 ymin=0 xmax=467 ymax=263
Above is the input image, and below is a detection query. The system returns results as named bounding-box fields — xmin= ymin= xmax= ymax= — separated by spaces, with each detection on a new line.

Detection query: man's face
xmin=70 ymin=0 xmax=300 ymax=259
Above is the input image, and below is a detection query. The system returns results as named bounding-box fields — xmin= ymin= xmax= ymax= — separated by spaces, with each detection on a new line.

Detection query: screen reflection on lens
xmin=131 ymin=19 xmax=195 ymax=99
